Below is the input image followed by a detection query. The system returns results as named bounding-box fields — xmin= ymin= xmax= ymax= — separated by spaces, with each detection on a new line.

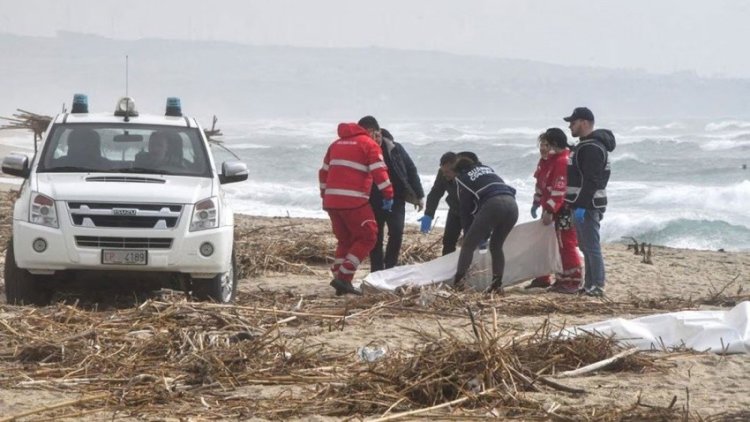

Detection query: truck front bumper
xmin=12 ymin=220 xmax=234 ymax=276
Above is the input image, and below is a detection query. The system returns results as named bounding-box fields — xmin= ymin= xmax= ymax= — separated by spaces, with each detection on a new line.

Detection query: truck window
xmin=37 ymin=124 xmax=213 ymax=177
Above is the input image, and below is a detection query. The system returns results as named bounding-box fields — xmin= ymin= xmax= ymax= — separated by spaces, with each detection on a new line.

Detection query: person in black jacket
xmin=452 ymin=155 xmax=518 ymax=293
xmin=362 ymin=118 xmax=425 ymax=271
xmin=563 ymin=107 xmax=616 ymax=297
xmin=419 ymin=151 xmax=480 ymax=255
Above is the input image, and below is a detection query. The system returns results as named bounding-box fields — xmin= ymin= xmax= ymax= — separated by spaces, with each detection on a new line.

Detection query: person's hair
xmin=357 ymin=115 xmax=379 ymax=131
xmin=439 ymin=151 xmax=457 ymax=166
xmin=380 ymin=128 xmax=393 ymax=141
xmin=457 ymin=151 xmax=479 ymax=164
xmin=453 ymin=156 xmax=477 ymax=173
xmin=542 ymin=127 xmax=569 ymax=149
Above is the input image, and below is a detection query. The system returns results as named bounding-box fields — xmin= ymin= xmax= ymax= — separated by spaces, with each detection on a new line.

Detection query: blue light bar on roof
xmin=71 ymin=94 xmax=89 ymax=113
xmin=165 ymin=97 xmax=182 ymax=117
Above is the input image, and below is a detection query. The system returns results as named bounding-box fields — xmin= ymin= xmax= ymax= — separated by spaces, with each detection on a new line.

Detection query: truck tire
xmin=191 ymin=250 xmax=237 ymax=303
xmin=4 ymin=238 xmax=53 ymax=306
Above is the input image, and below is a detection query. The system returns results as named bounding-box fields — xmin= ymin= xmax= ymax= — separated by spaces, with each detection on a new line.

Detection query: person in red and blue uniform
xmin=319 ymin=122 xmax=394 ymax=295
xmin=526 ymin=128 xmax=583 ymax=294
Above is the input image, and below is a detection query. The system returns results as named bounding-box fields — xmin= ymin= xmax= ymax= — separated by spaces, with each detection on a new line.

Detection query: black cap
xmin=563 ymin=107 xmax=595 ymax=122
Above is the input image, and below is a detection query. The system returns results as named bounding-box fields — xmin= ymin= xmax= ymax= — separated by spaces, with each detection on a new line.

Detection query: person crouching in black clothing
xmin=420 ymin=151 xmax=480 ymax=255
xmin=453 ymin=155 xmax=518 ymax=293
xmin=365 ymin=124 xmax=425 ymax=271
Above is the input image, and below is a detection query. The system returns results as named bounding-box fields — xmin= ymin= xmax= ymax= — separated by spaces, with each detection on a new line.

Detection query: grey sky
xmin=2 ymin=0 xmax=749 ymax=78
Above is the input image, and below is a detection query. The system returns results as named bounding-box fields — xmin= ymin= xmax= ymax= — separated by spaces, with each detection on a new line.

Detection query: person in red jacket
xmin=319 ymin=122 xmax=395 ymax=296
xmin=526 ymin=128 xmax=583 ymax=294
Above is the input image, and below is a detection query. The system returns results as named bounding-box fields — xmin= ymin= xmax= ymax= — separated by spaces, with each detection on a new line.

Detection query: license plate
xmin=101 ymin=249 xmax=148 ymax=265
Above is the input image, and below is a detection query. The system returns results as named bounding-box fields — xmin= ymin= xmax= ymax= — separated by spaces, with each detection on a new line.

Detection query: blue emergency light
xmin=71 ymin=94 xmax=89 ymax=113
xmin=165 ymin=97 xmax=182 ymax=117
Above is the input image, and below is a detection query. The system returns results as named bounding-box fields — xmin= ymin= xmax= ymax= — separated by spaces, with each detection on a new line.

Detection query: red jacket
xmin=533 ymin=150 xmax=569 ymax=214
xmin=319 ymin=123 xmax=394 ymax=210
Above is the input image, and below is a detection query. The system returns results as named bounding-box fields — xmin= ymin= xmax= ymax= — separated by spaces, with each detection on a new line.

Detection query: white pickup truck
xmin=2 ymin=95 xmax=248 ymax=305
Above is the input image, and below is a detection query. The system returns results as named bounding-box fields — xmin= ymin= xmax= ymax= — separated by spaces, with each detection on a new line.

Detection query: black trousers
xmin=455 ymin=195 xmax=519 ymax=281
xmin=369 ymin=199 xmax=406 ymax=272
xmin=442 ymin=211 xmax=463 ymax=255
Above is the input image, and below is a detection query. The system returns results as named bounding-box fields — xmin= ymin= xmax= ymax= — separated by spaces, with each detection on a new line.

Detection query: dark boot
xmin=488 ymin=275 xmax=504 ymax=295
xmin=330 ymin=279 xmax=363 ymax=296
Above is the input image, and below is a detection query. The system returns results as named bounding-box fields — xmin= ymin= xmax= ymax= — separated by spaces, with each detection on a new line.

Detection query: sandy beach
xmin=0 ymin=180 xmax=749 ymax=420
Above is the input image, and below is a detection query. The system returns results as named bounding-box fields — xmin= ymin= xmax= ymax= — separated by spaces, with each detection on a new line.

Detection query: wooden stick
xmin=556 ymin=347 xmax=639 ymax=378
xmin=537 ymin=376 xmax=586 ymax=394
xmin=153 ymin=301 xmax=343 ymax=319
xmin=492 ymin=307 xmax=498 ymax=336
xmin=0 ymin=393 xmax=109 ymax=422
xmin=367 ymin=388 xmax=497 ymax=422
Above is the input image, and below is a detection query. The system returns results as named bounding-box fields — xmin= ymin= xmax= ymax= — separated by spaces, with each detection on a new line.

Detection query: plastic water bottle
xmin=357 ymin=343 xmax=388 ymax=362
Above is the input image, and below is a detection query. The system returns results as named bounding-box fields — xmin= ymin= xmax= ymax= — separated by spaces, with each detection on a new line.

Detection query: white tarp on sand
xmin=362 ymin=221 xmax=562 ymax=292
xmin=565 ymin=302 xmax=750 ymax=354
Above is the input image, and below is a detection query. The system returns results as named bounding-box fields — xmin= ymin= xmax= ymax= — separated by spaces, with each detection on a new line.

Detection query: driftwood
xmin=555 ymin=347 xmax=640 ymax=378
xmin=642 ymin=243 xmax=654 ymax=264
xmin=0 ymin=109 xmax=52 ymax=141
xmin=624 ymin=237 xmax=654 ymax=264
xmin=203 ymin=115 xmax=223 ymax=142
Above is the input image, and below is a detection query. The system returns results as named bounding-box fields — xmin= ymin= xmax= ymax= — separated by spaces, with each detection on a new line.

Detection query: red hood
xmin=337 ymin=122 xmax=369 ymax=139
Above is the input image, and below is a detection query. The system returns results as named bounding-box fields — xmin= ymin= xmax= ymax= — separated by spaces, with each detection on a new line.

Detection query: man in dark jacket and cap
xmin=563 ymin=107 xmax=616 ymax=297
xmin=359 ymin=116 xmax=425 ymax=271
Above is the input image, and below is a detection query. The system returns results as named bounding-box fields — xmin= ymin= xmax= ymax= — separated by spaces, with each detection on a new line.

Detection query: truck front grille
xmin=67 ymin=202 xmax=183 ymax=229
xmin=75 ymin=236 xmax=173 ymax=249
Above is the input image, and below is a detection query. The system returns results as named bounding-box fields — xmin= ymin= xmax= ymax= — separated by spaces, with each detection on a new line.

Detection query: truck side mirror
xmin=219 ymin=160 xmax=248 ymax=184
xmin=2 ymin=153 xmax=31 ymax=178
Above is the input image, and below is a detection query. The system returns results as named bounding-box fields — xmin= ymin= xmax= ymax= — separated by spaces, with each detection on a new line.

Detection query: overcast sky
xmin=2 ymin=0 xmax=750 ymax=78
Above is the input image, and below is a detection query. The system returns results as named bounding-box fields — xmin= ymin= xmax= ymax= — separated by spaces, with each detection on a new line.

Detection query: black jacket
xmin=565 ymin=129 xmax=616 ymax=211
xmin=370 ymin=137 xmax=424 ymax=206
xmin=455 ymin=164 xmax=516 ymax=230
xmin=424 ymin=169 xmax=459 ymax=218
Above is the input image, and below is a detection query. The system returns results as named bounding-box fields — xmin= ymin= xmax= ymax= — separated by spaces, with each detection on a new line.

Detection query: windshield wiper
xmin=43 ymin=166 xmax=103 ymax=173
xmin=112 ymin=167 xmax=169 ymax=175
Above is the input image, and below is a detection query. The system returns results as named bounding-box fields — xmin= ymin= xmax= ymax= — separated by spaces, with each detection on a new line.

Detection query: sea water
xmin=2 ymin=117 xmax=748 ymax=251
xmin=215 ymin=118 xmax=750 ymax=252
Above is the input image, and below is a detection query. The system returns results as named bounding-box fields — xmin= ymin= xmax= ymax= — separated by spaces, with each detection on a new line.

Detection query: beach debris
xmin=357 ymin=341 xmax=389 ymax=362
xmin=233 ymin=218 xmax=440 ymax=277
xmin=0 ymin=109 xmax=53 ymax=142
xmin=624 ymin=237 xmax=655 ymax=264
xmin=203 ymin=115 xmax=223 ymax=142
xmin=0 ymin=278 xmax=742 ymax=419
xmin=642 ymin=243 xmax=654 ymax=264
xmin=625 ymin=236 xmax=642 ymax=254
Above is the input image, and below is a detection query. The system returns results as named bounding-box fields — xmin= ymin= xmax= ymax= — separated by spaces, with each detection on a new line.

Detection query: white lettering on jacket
xmin=466 ymin=166 xmax=494 ymax=181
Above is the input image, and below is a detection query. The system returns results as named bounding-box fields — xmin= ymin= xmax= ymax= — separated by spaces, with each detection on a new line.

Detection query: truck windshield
xmin=37 ymin=123 xmax=213 ymax=177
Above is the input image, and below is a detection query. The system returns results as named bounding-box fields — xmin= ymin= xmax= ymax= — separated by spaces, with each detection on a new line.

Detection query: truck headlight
xmin=30 ymin=192 xmax=58 ymax=228
xmin=190 ymin=197 xmax=219 ymax=231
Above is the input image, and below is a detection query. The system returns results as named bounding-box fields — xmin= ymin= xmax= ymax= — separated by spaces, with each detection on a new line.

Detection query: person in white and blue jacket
xmin=453 ymin=155 xmax=518 ymax=293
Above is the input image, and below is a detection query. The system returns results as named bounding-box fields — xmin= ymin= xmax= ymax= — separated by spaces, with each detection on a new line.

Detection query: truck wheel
xmin=4 ymin=238 xmax=53 ymax=306
xmin=191 ymin=250 xmax=237 ymax=303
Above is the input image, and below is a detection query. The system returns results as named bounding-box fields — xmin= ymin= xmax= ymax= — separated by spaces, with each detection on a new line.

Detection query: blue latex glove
xmin=478 ymin=239 xmax=488 ymax=250
xmin=574 ymin=208 xmax=586 ymax=224
xmin=382 ymin=198 xmax=394 ymax=212
xmin=417 ymin=215 xmax=432 ymax=233
xmin=531 ymin=204 xmax=540 ymax=219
